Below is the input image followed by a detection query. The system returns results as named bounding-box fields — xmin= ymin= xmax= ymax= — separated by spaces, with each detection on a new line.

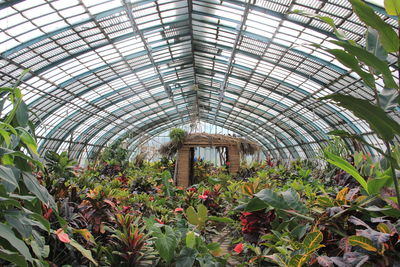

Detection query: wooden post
xmin=176 ymin=147 xmax=191 ymax=187
xmin=189 ymin=147 xmax=195 ymax=185
xmin=227 ymin=145 xmax=240 ymax=174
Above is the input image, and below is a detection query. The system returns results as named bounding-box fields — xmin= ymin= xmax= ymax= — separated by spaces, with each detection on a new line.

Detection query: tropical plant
xmin=169 ymin=128 xmax=187 ymax=144
xmin=175 ymin=230 xmax=227 ymax=267
xmin=44 ymin=150 xmax=77 ymax=197
xmin=186 ymin=204 xmax=208 ymax=230
xmin=104 ymin=213 xmax=156 ymax=266
xmin=0 ymin=71 xmax=57 ymax=266
xmin=101 ymin=139 xmax=128 ymax=166
xmin=295 ymin=0 xmax=400 ymax=203
xmin=45 ymin=151 xmax=77 ymax=179
xmin=265 ymin=230 xmax=324 ymax=267
xmin=78 ymin=186 xmax=116 ymax=234
xmin=240 ymin=210 xmax=276 ymax=243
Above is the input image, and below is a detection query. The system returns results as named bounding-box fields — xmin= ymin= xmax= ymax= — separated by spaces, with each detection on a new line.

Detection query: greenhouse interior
xmin=0 ymin=0 xmax=400 ymax=266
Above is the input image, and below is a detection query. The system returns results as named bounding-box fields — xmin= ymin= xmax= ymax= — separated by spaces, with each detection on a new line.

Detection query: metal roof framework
xmin=0 ymin=0 xmax=398 ymax=160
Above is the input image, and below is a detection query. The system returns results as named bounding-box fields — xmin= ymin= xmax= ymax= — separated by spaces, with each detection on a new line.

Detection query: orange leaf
xmin=73 ymin=228 xmax=94 ymax=242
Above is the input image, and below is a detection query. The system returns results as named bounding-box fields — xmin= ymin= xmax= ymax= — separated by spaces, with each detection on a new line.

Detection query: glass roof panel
xmin=0 ymin=0 xmax=396 ymax=159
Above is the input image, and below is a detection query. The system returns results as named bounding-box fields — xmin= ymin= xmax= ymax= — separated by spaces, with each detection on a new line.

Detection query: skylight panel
xmin=274 ymin=37 xmax=292 ymax=47
xmin=138 ymin=18 xmax=163 ymax=30
xmin=298 ymin=80 xmax=319 ymax=94
xmin=32 ymin=13 xmax=62 ymax=26
xmin=22 ymin=4 xmax=54 ymax=18
xmin=71 ymin=98 xmax=87 ymax=107
xmin=311 ymin=50 xmax=334 ymax=62
xmin=92 ymin=86 xmax=112 ymax=96
xmin=1 ymin=11 xmax=23 ymax=28
xmin=81 ymin=90 xmax=101 ymax=101
xmin=41 ymin=20 xmax=69 ymax=33
xmin=66 ymin=13 xmax=91 ymax=24
xmin=59 ymin=5 xmax=86 ymax=18
xmin=281 ymin=98 xmax=296 ymax=106
xmin=6 ymin=21 xmax=36 ymax=36
xmin=77 ymin=51 xmax=99 ymax=63
xmin=86 ymin=0 xmax=120 ymax=15
xmin=275 ymin=33 xmax=297 ymax=43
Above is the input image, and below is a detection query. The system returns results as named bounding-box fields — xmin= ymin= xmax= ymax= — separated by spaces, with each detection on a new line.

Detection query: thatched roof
xmin=159 ymin=133 xmax=261 ymax=158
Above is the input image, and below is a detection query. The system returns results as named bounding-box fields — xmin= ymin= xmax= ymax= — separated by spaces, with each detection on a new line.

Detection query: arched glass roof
xmin=0 ymin=0 xmax=398 ymax=160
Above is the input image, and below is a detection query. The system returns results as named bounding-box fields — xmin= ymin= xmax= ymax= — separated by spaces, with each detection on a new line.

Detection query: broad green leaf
xmin=348 ymin=235 xmax=377 ymax=251
xmin=16 ymin=127 xmax=38 ymax=155
xmin=154 ymin=226 xmax=177 ymax=264
xmin=0 ymin=87 xmax=15 ymax=94
xmin=285 ymin=210 xmax=315 ymax=221
xmin=22 ymin=172 xmax=57 ymax=211
xmin=31 ymin=230 xmax=47 ymax=254
xmin=326 ymin=49 xmax=375 ymax=89
xmin=4 ymin=97 xmax=21 ymax=125
xmin=350 ymin=0 xmax=399 ymax=52
xmin=281 ymin=189 xmax=308 ymax=214
xmin=31 ymin=243 xmax=50 ymax=261
xmin=0 ymin=196 xmax=21 ymax=208
xmin=1 ymin=154 xmax=14 ymax=166
xmin=8 ymin=193 xmax=36 ymax=201
xmin=16 ymin=101 xmax=29 ymax=127
xmin=0 ymin=122 xmax=17 ymax=135
xmin=0 ymin=165 xmax=18 ymax=189
xmin=321 ymin=94 xmax=400 ymax=141
xmin=244 ymin=197 xmax=269 ymax=211
xmin=197 ymin=204 xmax=208 ymax=222
xmin=14 ymin=156 xmax=32 ymax=172
xmin=4 ymin=212 xmax=33 ymax=238
xmin=366 ymin=27 xmax=388 ymax=61
xmin=208 ymin=216 xmax=235 ymax=223
xmin=0 ymin=148 xmax=43 ymax=168
xmin=379 ymin=87 xmax=399 ymax=111
xmin=303 ymin=231 xmax=323 ymax=251
xmin=384 ymin=0 xmax=400 ymax=16
xmin=186 ymin=206 xmax=199 ymax=225
xmin=291 ymin=224 xmax=309 ymax=241
xmin=31 ymin=213 xmax=51 ymax=233
xmin=29 ymin=233 xmax=49 ymax=260
xmin=331 ymin=41 xmax=397 ymax=88
xmin=254 ymin=189 xmax=289 ymax=210
xmin=176 ymin=247 xmax=196 ymax=267
xmin=0 ymin=247 xmax=27 ymax=267
xmin=324 ymin=150 xmax=368 ymax=193
xmin=367 ymin=176 xmax=392 ymax=195
xmin=185 ymin=231 xmax=196 ymax=249
xmin=0 ymin=129 xmax=10 ymax=146
xmin=0 ymin=223 xmax=32 ymax=262
xmin=68 ymin=239 xmax=98 ymax=266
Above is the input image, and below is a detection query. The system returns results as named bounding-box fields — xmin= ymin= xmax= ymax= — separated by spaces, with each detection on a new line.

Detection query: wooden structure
xmin=173 ymin=134 xmax=258 ymax=187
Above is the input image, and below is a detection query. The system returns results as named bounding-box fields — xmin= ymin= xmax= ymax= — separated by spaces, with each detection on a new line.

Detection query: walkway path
xmin=211 ymin=227 xmax=241 ymax=266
